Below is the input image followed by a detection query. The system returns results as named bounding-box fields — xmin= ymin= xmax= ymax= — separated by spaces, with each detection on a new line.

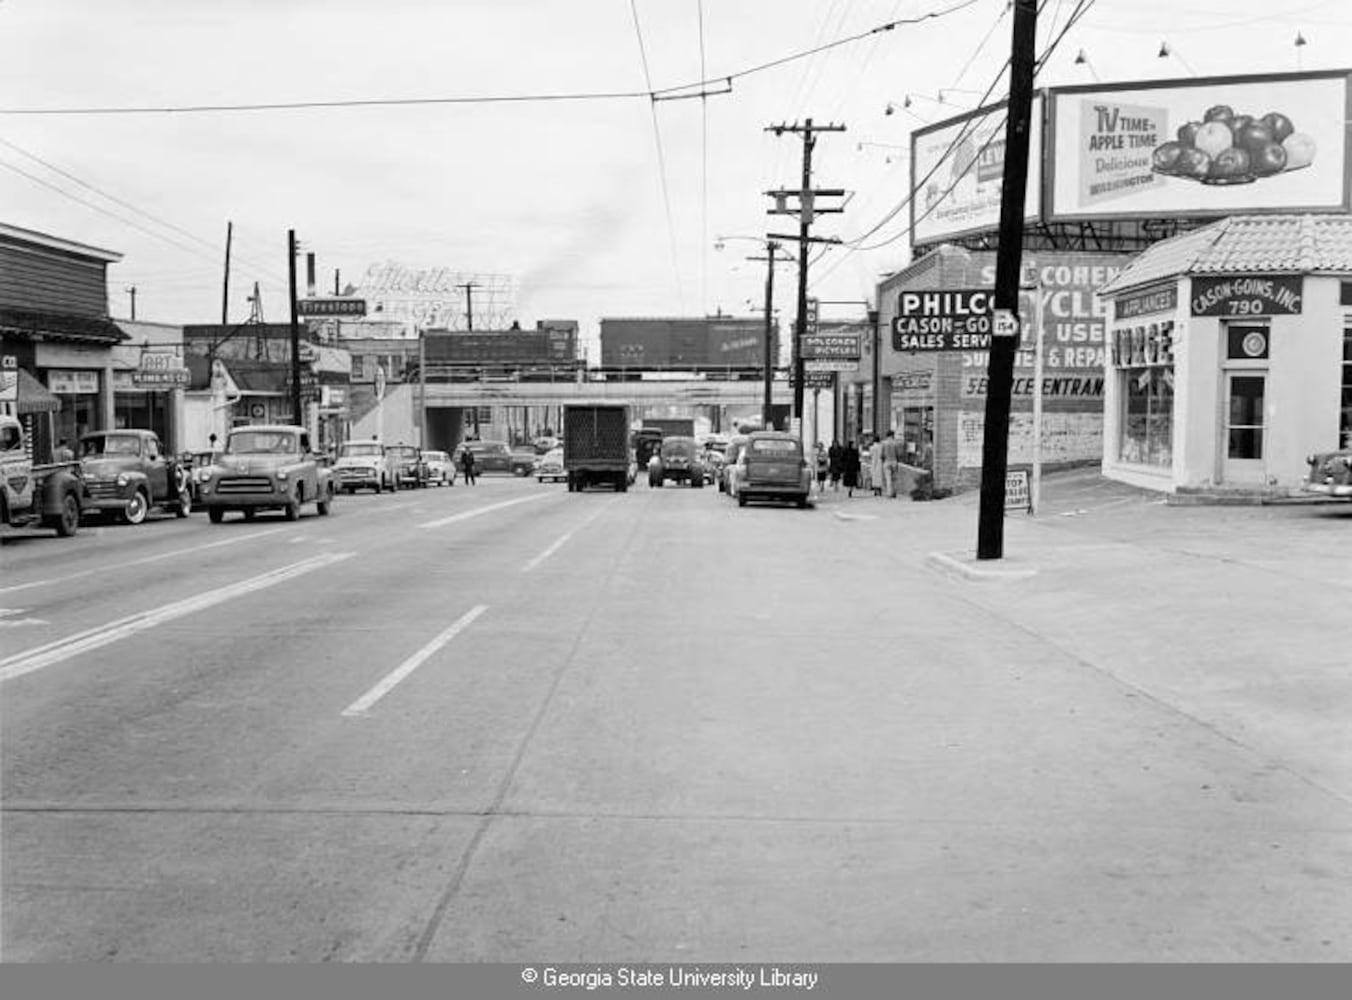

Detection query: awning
xmin=14 ymin=368 xmax=61 ymax=413
xmin=0 ymin=307 xmax=129 ymax=345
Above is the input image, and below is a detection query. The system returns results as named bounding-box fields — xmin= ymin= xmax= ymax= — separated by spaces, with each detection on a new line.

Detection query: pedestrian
xmin=827 ymin=438 xmax=843 ymax=491
xmin=868 ymin=434 xmax=884 ymax=497
xmin=54 ymin=437 xmax=74 ymax=462
xmin=881 ymin=430 xmax=901 ymax=498
xmin=813 ymin=441 xmax=828 ymax=496
xmin=858 ymin=434 xmax=873 ymax=494
xmin=842 ymin=439 xmax=861 ymax=498
xmin=460 ymin=444 xmax=477 ymax=485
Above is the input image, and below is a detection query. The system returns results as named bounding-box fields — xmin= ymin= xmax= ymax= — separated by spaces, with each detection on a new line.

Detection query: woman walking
xmin=813 ymin=442 xmax=829 ymax=496
xmin=868 ymin=434 xmax=884 ymax=497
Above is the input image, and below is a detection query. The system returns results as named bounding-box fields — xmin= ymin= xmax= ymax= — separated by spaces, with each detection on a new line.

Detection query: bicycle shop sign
xmin=892 ymin=289 xmax=998 ymax=351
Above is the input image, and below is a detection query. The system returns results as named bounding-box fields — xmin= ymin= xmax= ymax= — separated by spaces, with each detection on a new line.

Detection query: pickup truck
xmin=78 ymin=429 xmax=192 ymax=524
xmin=334 ymin=439 xmax=394 ymax=493
xmin=197 ymin=424 xmax=336 ymax=523
xmin=0 ymin=413 xmax=84 ymax=537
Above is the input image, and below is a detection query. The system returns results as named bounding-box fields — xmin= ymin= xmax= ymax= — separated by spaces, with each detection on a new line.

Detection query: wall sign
xmin=892 ymin=289 xmax=995 ymax=351
xmin=1191 ymin=275 xmax=1303 ymax=316
xmin=1114 ymin=284 xmax=1178 ymax=320
xmin=1227 ymin=325 xmax=1270 ymax=360
xmin=47 ymin=369 xmax=100 ymax=394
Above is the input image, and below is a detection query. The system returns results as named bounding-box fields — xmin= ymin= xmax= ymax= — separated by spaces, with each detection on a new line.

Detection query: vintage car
xmin=77 ymin=429 xmax=192 ymax=524
xmin=334 ymin=439 xmax=393 ymax=493
xmin=734 ymin=431 xmax=812 ymax=508
xmin=422 ymin=449 xmax=453 ymax=486
xmin=387 ymin=443 xmax=430 ymax=489
xmin=535 ymin=446 xmax=565 ymax=483
xmin=198 ymin=425 xmax=335 ymax=523
xmin=453 ymin=440 xmax=537 ymax=476
xmin=719 ymin=436 xmax=749 ymax=495
xmin=1303 ymin=445 xmax=1352 ymax=498
xmin=649 ymin=435 xmax=705 ymax=488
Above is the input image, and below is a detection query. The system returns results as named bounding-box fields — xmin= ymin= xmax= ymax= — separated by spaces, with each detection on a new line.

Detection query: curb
xmin=925 ymin=550 xmax=1039 ymax=582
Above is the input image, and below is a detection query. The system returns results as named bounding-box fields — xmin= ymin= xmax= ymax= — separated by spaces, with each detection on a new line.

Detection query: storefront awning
xmin=14 ymin=368 xmax=61 ymax=413
xmin=0 ymin=307 xmax=129 ymax=345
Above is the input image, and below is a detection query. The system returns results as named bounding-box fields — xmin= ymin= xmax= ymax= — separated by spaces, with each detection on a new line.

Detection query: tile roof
xmin=1099 ymin=214 xmax=1352 ymax=297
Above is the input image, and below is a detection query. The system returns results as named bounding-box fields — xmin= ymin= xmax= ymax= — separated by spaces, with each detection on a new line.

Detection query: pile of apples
xmin=1151 ymin=105 xmax=1316 ymax=183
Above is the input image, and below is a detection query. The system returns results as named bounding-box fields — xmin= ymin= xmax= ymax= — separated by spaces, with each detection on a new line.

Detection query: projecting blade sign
xmin=892 ymin=289 xmax=995 ymax=351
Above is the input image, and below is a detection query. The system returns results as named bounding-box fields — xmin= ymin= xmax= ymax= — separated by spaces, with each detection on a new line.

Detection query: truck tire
xmin=175 ymin=487 xmax=193 ymax=517
xmin=317 ymin=484 xmax=333 ymax=516
xmin=284 ymin=491 xmax=301 ymax=521
xmin=208 ymin=507 xmax=225 ymax=524
xmin=738 ymin=492 xmax=748 ymax=508
xmin=52 ymin=490 xmax=81 ymax=537
xmin=123 ymin=489 xmax=150 ymax=525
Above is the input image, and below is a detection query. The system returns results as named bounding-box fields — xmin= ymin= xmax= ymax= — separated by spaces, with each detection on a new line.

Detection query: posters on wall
xmin=910 ymin=95 xmax=1044 ymax=246
xmin=958 ymin=411 xmax=1102 ymax=467
xmin=1049 ymin=72 xmax=1350 ymax=220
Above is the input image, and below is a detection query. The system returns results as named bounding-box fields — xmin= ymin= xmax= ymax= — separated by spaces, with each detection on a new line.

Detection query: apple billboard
xmin=909 ymin=95 xmax=1044 ymax=247
xmin=1047 ymin=70 xmax=1351 ymax=221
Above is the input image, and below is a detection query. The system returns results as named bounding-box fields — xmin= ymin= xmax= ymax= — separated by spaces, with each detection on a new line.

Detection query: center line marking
xmin=419 ymin=493 xmax=553 ymax=529
xmin=342 ymin=604 xmax=487 ymax=717
xmin=0 ymin=552 xmax=354 ymax=683
xmin=521 ymin=499 xmax=614 ymax=573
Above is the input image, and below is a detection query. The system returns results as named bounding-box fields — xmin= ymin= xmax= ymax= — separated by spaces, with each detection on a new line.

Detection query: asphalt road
xmin=2 ymin=472 xmax=1349 ymax=961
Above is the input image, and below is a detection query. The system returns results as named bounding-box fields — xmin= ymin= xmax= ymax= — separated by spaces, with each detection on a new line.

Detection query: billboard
xmin=910 ymin=95 xmax=1044 ymax=247
xmin=1048 ymin=70 xmax=1351 ymax=221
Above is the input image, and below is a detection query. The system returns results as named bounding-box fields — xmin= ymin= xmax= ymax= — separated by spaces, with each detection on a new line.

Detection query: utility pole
xmin=222 ymin=221 xmax=232 ymax=324
xmin=124 ymin=285 xmax=137 ymax=321
xmin=766 ymin=118 xmax=846 ymax=429
xmin=976 ymin=0 xmax=1038 ymax=560
xmin=457 ymin=281 xmax=479 ymax=330
xmin=288 ymin=229 xmax=303 ymax=427
xmin=745 ymin=241 xmax=785 ymax=428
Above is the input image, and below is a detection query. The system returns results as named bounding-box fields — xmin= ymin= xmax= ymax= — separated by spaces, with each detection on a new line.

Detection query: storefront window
xmin=1112 ymin=320 xmax=1175 ymax=468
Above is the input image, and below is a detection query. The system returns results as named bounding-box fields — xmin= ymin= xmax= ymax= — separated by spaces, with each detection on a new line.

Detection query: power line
xmin=630 ymin=0 xmax=685 ymax=311
xmin=0 ymin=0 xmax=985 ymax=117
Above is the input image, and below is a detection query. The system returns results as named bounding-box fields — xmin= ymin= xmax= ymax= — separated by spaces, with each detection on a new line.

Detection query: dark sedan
xmin=734 ymin=431 xmax=812 ymax=508
xmin=453 ymin=440 xmax=537 ymax=476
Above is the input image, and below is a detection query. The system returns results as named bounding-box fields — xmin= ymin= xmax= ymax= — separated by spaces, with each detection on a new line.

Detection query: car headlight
xmin=116 ymin=472 xmax=129 ymax=487
xmin=277 ymin=469 xmax=288 ymax=480
xmin=197 ymin=467 xmax=212 ymax=483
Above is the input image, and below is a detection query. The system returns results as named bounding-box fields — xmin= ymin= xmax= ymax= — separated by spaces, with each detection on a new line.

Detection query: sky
xmin=3 ymin=0 xmax=1350 ymax=358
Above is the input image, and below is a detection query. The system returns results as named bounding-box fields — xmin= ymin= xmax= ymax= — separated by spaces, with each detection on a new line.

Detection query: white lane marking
xmin=419 ymin=493 xmax=553 ymax=529
xmin=521 ymin=499 xmax=614 ymax=573
xmin=0 ymin=552 xmax=354 ymax=684
xmin=341 ymin=604 xmax=487 ymax=717
xmin=0 ymin=609 xmax=47 ymax=628
xmin=0 ymin=528 xmax=287 ymax=596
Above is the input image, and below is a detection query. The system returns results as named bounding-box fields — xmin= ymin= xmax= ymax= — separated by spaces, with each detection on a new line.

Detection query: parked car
xmin=184 ymin=450 xmax=225 ymax=502
xmin=650 ymin=435 xmax=705 ymax=488
xmin=387 ymin=443 xmax=430 ymax=489
xmin=199 ymin=425 xmax=335 ymax=523
xmin=77 ymin=429 xmax=192 ymax=524
xmin=334 ymin=439 xmax=393 ymax=493
xmin=423 ymin=449 xmax=453 ymax=486
xmin=719 ymin=436 xmax=749 ymax=495
xmin=453 ymin=440 xmax=537 ymax=476
xmin=535 ymin=446 xmax=566 ymax=483
xmin=1303 ymin=445 xmax=1352 ymax=498
xmin=734 ymin=431 xmax=812 ymax=508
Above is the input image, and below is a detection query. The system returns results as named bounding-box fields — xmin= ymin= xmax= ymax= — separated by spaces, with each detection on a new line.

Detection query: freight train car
xmin=600 ymin=317 xmax=774 ymax=370
xmin=423 ymin=327 xmax=577 ymax=365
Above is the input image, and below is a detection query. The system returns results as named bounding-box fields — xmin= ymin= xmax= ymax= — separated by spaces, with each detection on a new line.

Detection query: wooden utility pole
xmin=765 ymin=118 xmax=845 ymax=428
xmin=221 ymin=221 xmax=232 ymax=324
xmin=288 ymin=229 xmax=303 ymax=427
xmin=457 ymin=281 xmax=479 ymax=330
xmin=746 ymin=241 xmax=785 ymax=428
xmin=124 ymin=285 xmax=137 ymax=321
xmin=976 ymin=0 xmax=1038 ymax=560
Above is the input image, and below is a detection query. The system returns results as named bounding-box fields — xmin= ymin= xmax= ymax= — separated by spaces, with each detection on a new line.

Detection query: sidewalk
xmin=813 ymin=467 xmax=1352 ymax=804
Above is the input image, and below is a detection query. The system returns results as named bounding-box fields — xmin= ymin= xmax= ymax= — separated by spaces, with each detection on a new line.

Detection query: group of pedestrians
xmin=812 ymin=430 xmax=920 ymax=500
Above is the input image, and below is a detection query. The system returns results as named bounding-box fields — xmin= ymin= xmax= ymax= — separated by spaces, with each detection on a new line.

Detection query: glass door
xmin=1222 ymin=372 xmax=1266 ymax=483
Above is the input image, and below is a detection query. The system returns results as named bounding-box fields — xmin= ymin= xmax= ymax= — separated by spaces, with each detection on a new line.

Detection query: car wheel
xmin=243 ymin=509 xmax=257 ymax=521
xmin=797 ymin=495 xmax=810 ymax=509
xmin=317 ymin=485 xmax=333 ymax=516
xmin=175 ymin=488 xmax=193 ymax=517
xmin=737 ymin=492 xmax=748 ymax=507
xmin=122 ymin=489 xmax=149 ymax=525
xmin=53 ymin=490 xmax=81 ymax=537
xmin=284 ymin=492 xmax=301 ymax=521
xmin=208 ymin=507 xmax=225 ymax=524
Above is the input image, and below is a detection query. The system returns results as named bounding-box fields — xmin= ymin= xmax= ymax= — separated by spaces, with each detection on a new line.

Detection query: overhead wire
xmin=629 ymin=0 xmax=685 ymax=311
xmin=808 ymin=0 xmax=1095 ymax=288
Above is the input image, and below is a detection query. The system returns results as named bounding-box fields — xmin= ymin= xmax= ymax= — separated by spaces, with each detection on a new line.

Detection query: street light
xmin=1157 ymin=40 xmax=1197 ymax=77
xmin=1074 ymin=49 xmax=1100 ymax=83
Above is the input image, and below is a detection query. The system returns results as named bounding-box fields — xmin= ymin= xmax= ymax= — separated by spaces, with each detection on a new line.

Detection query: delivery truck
xmin=563 ymin=403 xmax=631 ymax=492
